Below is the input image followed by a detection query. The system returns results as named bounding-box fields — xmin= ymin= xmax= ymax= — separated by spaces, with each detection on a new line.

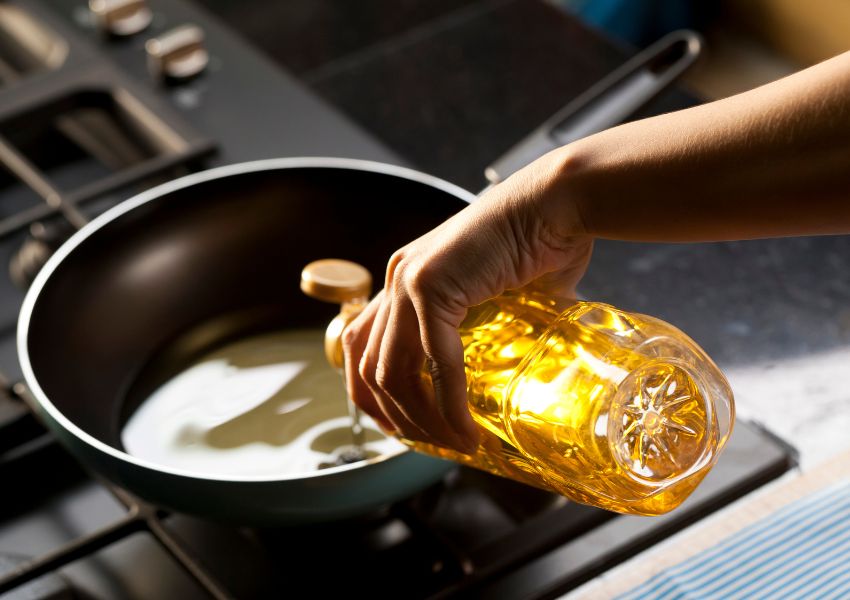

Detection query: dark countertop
xmin=197 ymin=0 xmax=688 ymax=190
xmin=196 ymin=0 xmax=850 ymax=463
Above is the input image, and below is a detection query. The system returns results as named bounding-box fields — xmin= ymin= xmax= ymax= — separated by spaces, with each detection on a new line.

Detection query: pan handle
xmin=483 ymin=29 xmax=703 ymax=185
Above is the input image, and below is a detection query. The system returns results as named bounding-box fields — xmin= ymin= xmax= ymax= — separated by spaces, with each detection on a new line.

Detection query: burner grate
xmin=0 ymin=410 xmax=236 ymax=599
xmin=0 ymin=377 xmax=619 ymax=600
xmin=0 ymin=127 xmax=214 ymax=241
xmin=0 ymin=357 xmax=796 ymax=600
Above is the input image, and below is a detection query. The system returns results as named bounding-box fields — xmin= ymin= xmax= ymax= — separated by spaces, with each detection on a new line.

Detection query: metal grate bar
xmin=0 ymin=202 xmax=57 ymax=239
xmin=0 ymin=510 xmax=143 ymax=594
xmin=1 ymin=385 xmax=236 ymax=600
xmin=65 ymin=142 xmax=216 ymax=207
xmin=0 ymin=136 xmax=88 ymax=229
xmin=392 ymin=502 xmax=475 ymax=578
xmin=147 ymin=517 xmax=237 ymax=600
xmin=107 ymin=485 xmax=237 ymax=600
xmin=0 ymin=139 xmax=215 ymax=241
xmin=0 ymin=455 xmax=236 ymax=598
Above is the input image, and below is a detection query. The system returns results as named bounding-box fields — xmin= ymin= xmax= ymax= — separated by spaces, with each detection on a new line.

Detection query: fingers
xmin=417 ymin=306 xmax=480 ymax=453
xmin=377 ymin=294 xmax=472 ymax=451
xmin=339 ymin=167 xmax=594 ymax=456
xmin=342 ymin=258 xmax=478 ymax=453
xmin=342 ymin=292 xmax=394 ymax=432
xmin=360 ymin=295 xmax=436 ymax=444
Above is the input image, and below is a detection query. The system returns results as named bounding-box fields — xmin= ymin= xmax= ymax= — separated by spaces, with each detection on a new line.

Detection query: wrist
xmin=537 ymin=142 xmax=596 ymax=239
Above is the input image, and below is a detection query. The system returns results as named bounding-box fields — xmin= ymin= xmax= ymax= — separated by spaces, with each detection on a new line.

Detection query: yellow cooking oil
xmin=401 ymin=291 xmax=733 ymax=516
xmin=299 ymin=260 xmax=734 ymax=517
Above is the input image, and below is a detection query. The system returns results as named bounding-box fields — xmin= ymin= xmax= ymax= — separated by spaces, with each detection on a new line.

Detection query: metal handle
xmin=484 ymin=29 xmax=703 ymax=184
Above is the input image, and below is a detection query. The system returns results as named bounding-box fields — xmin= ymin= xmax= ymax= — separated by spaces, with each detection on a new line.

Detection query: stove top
xmin=0 ymin=1 xmax=795 ymax=598
xmin=0 ymin=414 xmax=792 ymax=599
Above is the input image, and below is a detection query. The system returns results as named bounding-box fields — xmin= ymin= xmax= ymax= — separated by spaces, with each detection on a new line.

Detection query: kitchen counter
xmin=198 ymin=0 xmax=690 ymax=189
xmin=196 ymin=0 xmax=850 ymax=466
xmin=567 ymin=449 xmax=850 ymax=599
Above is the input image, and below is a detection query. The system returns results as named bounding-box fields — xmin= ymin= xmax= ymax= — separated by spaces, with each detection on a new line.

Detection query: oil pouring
xmin=301 ymin=260 xmax=734 ymax=516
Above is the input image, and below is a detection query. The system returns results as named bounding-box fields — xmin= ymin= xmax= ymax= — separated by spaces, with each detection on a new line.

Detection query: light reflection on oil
xmin=122 ymin=329 xmax=403 ymax=477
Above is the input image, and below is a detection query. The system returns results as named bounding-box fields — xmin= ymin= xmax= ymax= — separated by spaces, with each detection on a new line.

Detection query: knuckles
xmin=373 ymin=359 xmax=394 ymax=394
xmin=400 ymin=260 xmax=436 ymax=301
xmin=340 ymin=324 xmax=359 ymax=355
xmin=358 ymin=355 xmax=379 ymax=390
xmin=385 ymin=249 xmax=407 ymax=288
xmin=374 ymin=359 xmax=422 ymax=397
xmin=375 ymin=353 xmax=414 ymax=397
xmin=386 ymin=248 xmax=437 ymax=299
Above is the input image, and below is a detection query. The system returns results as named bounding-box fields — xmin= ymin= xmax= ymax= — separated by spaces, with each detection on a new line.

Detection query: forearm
xmin=549 ymin=50 xmax=850 ymax=242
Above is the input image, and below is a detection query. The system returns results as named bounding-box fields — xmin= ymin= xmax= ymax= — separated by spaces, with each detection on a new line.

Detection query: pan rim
xmin=17 ymin=156 xmax=475 ymax=483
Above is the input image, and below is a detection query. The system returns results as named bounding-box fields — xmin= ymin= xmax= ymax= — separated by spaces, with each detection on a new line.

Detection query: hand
xmin=342 ymin=151 xmax=592 ymax=453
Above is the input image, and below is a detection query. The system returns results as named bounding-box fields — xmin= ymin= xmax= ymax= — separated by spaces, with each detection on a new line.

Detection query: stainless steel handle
xmin=484 ymin=29 xmax=703 ymax=184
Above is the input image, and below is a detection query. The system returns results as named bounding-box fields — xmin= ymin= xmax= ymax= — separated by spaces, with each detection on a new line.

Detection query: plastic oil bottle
xmin=301 ymin=259 xmax=734 ymax=516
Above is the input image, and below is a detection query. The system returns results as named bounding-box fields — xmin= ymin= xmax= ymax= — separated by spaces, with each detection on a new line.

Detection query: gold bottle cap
xmin=301 ymin=259 xmax=372 ymax=304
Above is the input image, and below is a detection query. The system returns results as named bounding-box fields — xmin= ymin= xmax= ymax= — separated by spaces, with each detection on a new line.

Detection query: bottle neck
xmin=324 ymin=296 xmax=369 ymax=370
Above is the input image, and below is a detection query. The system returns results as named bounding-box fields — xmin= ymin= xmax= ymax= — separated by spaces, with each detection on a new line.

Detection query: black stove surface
xmin=0 ymin=417 xmax=791 ymax=599
xmin=0 ymin=1 xmax=795 ymax=599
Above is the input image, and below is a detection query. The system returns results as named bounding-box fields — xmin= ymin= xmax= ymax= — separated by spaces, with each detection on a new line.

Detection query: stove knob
xmin=89 ymin=0 xmax=152 ymax=36
xmin=145 ymin=25 xmax=208 ymax=82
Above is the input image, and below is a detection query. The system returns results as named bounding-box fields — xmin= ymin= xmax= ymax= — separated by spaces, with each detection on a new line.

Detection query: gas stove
xmin=0 ymin=1 xmax=795 ymax=598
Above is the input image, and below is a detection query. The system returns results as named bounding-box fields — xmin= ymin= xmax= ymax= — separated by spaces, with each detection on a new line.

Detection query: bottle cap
xmin=301 ymin=259 xmax=372 ymax=304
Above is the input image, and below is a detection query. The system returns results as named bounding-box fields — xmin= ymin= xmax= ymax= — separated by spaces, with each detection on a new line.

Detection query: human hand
xmin=342 ymin=152 xmax=592 ymax=453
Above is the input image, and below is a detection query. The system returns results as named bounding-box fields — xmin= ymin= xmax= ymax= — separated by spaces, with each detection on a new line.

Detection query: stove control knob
xmin=145 ymin=24 xmax=208 ymax=82
xmin=89 ymin=0 xmax=152 ymax=36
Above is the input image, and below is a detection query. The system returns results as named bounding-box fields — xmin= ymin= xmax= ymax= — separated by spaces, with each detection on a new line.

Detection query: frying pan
xmin=17 ymin=31 xmax=701 ymax=524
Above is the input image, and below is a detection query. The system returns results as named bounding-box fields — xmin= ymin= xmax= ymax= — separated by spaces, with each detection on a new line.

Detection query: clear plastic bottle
xmin=301 ymin=260 xmax=734 ymax=516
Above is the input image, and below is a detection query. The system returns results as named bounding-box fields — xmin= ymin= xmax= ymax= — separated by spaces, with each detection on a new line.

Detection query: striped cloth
xmin=616 ymin=480 xmax=850 ymax=600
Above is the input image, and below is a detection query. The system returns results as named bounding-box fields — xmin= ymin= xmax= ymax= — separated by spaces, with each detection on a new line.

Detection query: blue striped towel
xmin=616 ymin=480 xmax=850 ymax=600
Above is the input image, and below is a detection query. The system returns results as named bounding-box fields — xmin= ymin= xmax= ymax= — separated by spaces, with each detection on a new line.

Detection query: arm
xmin=342 ymin=51 xmax=850 ymax=453
xmin=557 ymin=50 xmax=850 ymax=242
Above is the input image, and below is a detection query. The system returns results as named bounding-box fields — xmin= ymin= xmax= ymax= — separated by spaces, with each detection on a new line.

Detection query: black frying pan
xmin=17 ymin=32 xmax=701 ymax=524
